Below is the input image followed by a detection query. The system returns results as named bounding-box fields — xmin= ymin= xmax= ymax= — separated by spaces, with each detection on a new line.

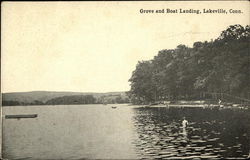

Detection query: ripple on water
xmin=207 ymin=138 xmax=220 ymax=141
xmin=192 ymin=146 xmax=206 ymax=150
xmin=191 ymin=135 xmax=201 ymax=139
xmin=132 ymin=107 xmax=249 ymax=159
xmin=190 ymin=139 xmax=206 ymax=143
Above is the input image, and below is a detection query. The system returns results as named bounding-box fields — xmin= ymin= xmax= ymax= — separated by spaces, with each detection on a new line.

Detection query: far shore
xmin=3 ymin=102 xmax=249 ymax=110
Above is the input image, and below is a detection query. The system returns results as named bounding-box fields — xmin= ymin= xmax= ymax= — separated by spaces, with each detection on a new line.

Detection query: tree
xmin=128 ymin=24 xmax=250 ymax=104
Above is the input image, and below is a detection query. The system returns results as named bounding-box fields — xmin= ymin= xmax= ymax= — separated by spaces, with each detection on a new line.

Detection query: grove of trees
xmin=128 ymin=25 xmax=250 ymax=104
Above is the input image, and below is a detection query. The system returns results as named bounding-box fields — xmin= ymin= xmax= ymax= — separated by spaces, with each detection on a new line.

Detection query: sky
xmin=1 ymin=1 xmax=249 ymax=93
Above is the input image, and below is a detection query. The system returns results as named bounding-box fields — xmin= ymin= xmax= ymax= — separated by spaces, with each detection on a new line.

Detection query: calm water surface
xmin=2 ymin=104 xmax=250 ymax=159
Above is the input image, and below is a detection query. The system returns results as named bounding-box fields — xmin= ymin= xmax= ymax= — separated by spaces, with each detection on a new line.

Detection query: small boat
xmin=5 ymin=114 xmax=38 ymax=119
xmin=111 ymin=106 xmax=117 ymax=109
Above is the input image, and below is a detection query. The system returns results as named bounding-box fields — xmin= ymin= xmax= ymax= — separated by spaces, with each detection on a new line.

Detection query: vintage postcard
xmin=1 ymin=1 xmax=249 ymax=159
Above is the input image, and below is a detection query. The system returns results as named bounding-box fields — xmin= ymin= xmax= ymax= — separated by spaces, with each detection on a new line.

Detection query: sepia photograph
xmin=1 ymin=1 xmax=250 ymax=159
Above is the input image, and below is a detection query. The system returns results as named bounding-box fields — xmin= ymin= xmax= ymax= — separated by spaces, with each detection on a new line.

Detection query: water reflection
xmin=181 ymin=127 xmax=188 ymax=142
xmin=132 ymin=107 xmax=249 ymax=159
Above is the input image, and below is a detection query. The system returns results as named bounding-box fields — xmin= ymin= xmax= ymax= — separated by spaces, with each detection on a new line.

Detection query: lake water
xmin=2 ymin=104 xmax=250 ymax=159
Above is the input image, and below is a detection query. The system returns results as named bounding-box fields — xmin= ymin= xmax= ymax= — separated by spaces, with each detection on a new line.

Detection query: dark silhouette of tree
xmin=129 ymin=24 xmax=250 ymax=104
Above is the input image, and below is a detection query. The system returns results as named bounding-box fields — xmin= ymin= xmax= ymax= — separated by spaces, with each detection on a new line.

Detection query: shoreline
xmin=142 ymin=103 xmax=249 ymax=110
xmin=2 ymin=103 xmax=249 ymax=110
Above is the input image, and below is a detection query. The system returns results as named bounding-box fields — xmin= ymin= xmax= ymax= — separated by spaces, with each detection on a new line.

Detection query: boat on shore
xmin=5 ymin=114 xmax=38 ymax=119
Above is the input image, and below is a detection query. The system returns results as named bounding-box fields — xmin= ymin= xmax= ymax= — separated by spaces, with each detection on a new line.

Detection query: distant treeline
xmin=128 ymin=24 xmax=250 ymax=104
xmin=46 ymin=95 xmax=96 ymax=105
xmin=2 ymin=94 xmax=130 ymax=106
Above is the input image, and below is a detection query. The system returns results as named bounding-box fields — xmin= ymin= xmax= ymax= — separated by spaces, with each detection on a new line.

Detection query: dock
xmin=5 ymin=114 xmax=38 ymax=119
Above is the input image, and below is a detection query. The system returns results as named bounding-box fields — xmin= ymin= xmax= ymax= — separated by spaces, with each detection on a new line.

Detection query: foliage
xmin=96 ymin=94 xmax=130 ymax=104
xmin=128 ymin=24 xmax=250 ymax=104
xmin=2 ymin=94 xmax=130 ymax=106
xmin=2 ymin=100 xmax=44 ymax=106
xmin=46 ymin=95 xmax=96 ymax=105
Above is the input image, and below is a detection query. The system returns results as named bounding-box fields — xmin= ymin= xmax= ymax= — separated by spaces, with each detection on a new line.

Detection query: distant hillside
xmin=46 ymin=95 xmax=96 ymax=105
xmin=2 ymin=91 xmax=128 ymax=104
